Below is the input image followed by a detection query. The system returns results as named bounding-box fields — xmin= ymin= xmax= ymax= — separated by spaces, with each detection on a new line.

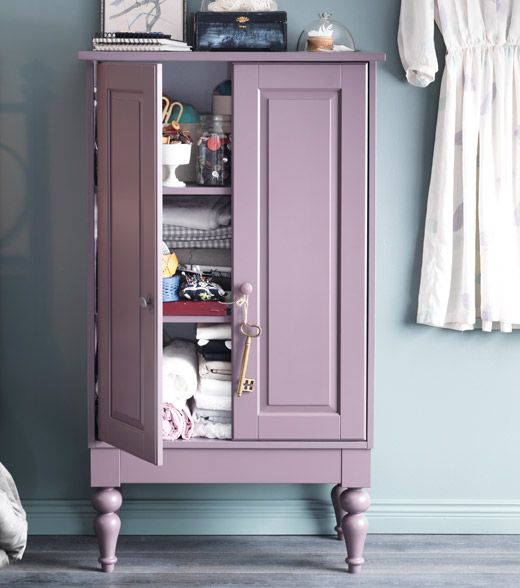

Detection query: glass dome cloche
xmin=297 ymin=12 xmax=356 ymax=52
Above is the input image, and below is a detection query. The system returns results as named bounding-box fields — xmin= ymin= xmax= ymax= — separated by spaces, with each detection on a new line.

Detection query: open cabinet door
xmin=97 ymin=63 xmax=163 ymax=465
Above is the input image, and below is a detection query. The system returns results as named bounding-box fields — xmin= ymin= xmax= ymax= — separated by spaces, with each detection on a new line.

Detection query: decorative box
xmin=193 ymin=11 xmax=287 ymax=52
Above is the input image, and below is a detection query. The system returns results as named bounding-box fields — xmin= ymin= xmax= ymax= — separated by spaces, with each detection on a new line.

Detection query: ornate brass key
xmin=236 ymin=322 xmax=262 ymax=397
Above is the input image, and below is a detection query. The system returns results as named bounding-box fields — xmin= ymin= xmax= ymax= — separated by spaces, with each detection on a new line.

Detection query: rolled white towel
xmin=196 ymin=323 xmax=232 ymax=341
xmin=163 ymin=339 xmax=198 ymax=407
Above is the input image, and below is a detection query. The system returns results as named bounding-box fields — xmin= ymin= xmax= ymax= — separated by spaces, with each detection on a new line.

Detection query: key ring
xmin=240 ymin=323 xmax=262 ymax=338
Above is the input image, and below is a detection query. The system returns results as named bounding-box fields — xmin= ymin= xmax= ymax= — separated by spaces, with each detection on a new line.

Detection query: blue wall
xmin=1 ymin=0 xmax=520 ymax=534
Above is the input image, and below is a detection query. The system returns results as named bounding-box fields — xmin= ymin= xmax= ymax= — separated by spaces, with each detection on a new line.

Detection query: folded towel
xmin=195 ymin=408 xmax=232 ymax=424
xmin=199 ymin=357 xmax=232 ymax=381
xmin=192 ymin=420 xmax=231 ymax=440
xmin=194 ymin=393 xmax=232 ymax=411
xmin=0 ymin=462 xmax=27 ymax=567
xmin=198 ymin=378 xmax=232 ymax=396
xmin=163 ymin=339 xmax=198 ymax=408
xmin=162 ymin=403 xmax=194 ymax=441
xmin=163 ymin=196 xmax=231 ymax=230
xmin=196 ymin=323 xmax=232 ymax=341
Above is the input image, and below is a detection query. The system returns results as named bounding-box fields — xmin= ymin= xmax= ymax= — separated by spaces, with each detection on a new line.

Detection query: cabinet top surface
xmin=78 ymin=50 xmax=385 ymax=63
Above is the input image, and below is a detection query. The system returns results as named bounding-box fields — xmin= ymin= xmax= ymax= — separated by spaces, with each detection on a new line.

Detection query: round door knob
xmin=240 ymin=282 xmax=253 ymax=296
xmin=139 ymin=296 xmax=152 ymax=308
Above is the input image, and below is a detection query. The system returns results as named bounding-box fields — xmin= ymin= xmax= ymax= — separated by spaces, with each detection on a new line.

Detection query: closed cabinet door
xmin=233 ymin=63 xmax=368 ymax=441
xmin=96 ymin=62 xmax=163 ymax=464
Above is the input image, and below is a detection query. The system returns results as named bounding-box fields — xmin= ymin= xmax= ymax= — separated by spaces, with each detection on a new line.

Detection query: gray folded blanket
xmin=0 ymin=462 xmax=27 ymax=567
xmin=163 ymin=196 xmax=231 ymax=230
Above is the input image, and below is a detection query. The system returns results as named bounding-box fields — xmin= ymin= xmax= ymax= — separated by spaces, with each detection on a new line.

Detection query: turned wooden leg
xmin=330 ymin=484 xmax=346 ymax=540
xmin=91 ymin=487 xmax=122 ymax=573
xmin=340 ymin=487 xmax=370 ymax=574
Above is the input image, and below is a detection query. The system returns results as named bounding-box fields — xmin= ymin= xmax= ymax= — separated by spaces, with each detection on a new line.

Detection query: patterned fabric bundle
xmin=162 ymin=403 xmax=194 ymax=441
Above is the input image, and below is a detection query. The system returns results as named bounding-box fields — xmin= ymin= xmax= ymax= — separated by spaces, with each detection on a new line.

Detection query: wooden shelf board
xmin=163 ymin=185 xmax=231 ymax=196
xmin=163 ymin=315 xmax=230 ymax=324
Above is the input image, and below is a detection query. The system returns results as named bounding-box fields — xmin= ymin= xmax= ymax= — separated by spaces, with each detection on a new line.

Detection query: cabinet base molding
xmin=90 ymin=447 xmax=371 ymax=486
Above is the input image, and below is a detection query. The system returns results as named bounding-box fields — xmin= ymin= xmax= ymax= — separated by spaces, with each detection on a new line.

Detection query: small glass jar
xmin=197 ymin=114 xmax=232 ymax=186
xmin=297 ymin=12 xmax=356 ymax=52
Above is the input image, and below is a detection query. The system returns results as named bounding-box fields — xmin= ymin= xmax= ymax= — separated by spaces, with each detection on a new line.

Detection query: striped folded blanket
xmin=163 ymin=226 xmax=231 ymax=250
xmin=162 ymin=225 xmax=232 ymax=240
xmin=164 ymin=238 xmax=231 ymax=249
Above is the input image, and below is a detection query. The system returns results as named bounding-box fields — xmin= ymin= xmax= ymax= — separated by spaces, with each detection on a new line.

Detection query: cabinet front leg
xmin=340 ymin=488 xmax=370 ymax=574
xmin=91 ymin=487 xmax=122 ymax=573
xmin=330 ymin=484 xmax=346 ymax=540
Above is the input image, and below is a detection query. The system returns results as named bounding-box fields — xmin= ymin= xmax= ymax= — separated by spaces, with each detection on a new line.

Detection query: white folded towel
xmin=195 ymin=408 xmax=232 ymax=423
xmin=163 ymin=196 xmax=231 ymax=230
xmin=192 ymin=420 xmax=231 ymax=440
xmin=199 ymin=357 xmax=232 ymax=381
xmin=196 ymin=323 xmax=232 ymax=341
xmin=194 ymin=393 xmax=232 ymax=411
xmin=163 ymin=339 xmax=198 ymax=408
xmin=198 ymin=378 xmax=232 ymax=396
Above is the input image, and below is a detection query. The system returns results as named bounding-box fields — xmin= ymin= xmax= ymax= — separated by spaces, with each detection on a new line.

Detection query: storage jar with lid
xmin=197 ymin=114 xmax=232 ymax=186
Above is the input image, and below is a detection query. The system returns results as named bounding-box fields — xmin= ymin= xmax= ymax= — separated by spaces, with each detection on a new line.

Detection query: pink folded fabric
xmin=162 ymin=403 xmax=194 ymax=441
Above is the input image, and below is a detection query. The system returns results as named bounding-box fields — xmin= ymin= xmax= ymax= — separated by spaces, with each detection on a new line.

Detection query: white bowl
xmin=162 ymin=143 xmax=192 ymax=187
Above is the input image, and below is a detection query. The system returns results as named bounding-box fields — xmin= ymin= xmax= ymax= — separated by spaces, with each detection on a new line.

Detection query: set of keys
xmin=236 ymin=321 xmax=262 ymax=397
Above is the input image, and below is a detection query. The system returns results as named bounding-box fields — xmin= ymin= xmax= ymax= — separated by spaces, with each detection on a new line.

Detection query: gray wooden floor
xmin=1 ymin=535 xmax=520 ymax=587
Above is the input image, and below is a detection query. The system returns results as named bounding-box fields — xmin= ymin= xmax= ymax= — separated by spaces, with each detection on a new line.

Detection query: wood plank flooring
xmin=1 ymin=535 xmax=520 ymax=587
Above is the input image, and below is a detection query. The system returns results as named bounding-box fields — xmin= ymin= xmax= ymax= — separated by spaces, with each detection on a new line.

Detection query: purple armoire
xmin=79 ymin=49 xmax=384 ymax=574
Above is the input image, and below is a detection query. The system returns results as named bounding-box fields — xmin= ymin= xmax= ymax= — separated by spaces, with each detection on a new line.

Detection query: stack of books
xmin=93 ymin=32 xmax=191 ymax=52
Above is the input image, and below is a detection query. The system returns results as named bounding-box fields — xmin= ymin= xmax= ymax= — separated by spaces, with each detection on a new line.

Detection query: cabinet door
xmin=233 ymin=63 xmax=368 ymax=441
xmin=97 ymin=63 xmax=163 ymax=464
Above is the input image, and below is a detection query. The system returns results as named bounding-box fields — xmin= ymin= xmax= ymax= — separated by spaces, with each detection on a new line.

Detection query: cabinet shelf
xmin=163 ymin=185 xmax=231 ymax=196
xmin=163 ymin=315 xmax=230 ymax=324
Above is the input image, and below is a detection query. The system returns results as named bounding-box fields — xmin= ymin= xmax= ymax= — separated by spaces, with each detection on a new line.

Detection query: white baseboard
xmin=23 ymin=498 xmax=520 ymax=535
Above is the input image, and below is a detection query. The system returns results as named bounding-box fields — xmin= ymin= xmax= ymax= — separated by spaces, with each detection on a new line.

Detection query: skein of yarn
xmin=206 ymin=0 xmax=278 ymax=11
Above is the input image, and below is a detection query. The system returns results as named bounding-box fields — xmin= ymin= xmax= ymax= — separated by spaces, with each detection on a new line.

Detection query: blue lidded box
xmin=193 ymin=11 xmax=287 ymax=51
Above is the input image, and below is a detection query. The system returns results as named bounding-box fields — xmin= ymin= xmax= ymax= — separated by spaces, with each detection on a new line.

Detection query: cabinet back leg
xmin=340 ymin=488 xmax=370 ymax=574
xmin=91 ymin=487 xmax=122 ymax=573
xmin=330 ymin=484 xmax=346 ymax=540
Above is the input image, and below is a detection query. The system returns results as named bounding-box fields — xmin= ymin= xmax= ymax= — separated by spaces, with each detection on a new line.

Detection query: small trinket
xmin=297 ymin=12 xmax=356 ymax=52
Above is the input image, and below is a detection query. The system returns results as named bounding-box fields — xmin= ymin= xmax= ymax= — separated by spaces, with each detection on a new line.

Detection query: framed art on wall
xmin=101 ymin=0 xmax=187 ymax=40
